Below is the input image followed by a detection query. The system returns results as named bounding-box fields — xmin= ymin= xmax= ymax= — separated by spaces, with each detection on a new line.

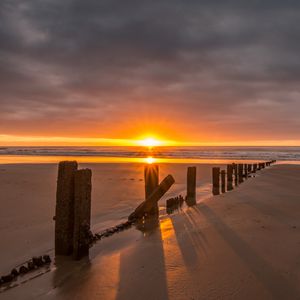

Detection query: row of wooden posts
xmin=54 ymin=161 xmax=175 ymax=259
xmin=212 ymin=160 xmax=276 ymax=195
xmin=54 ymin=160 xmax=275 ymax=260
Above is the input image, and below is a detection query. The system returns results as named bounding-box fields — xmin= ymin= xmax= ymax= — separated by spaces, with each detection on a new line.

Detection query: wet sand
xmin=1 ymin=164 xmax=300 ymax=299
xmin=0 ymin=162 xmax=215 ymax=273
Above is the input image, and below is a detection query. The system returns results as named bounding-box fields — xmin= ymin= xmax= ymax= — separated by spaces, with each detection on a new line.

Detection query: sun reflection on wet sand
xmin=159 ymin=218 xmax=192 ymax=298
xmin=145 ymin=156 xmax=156 ymax=164
xmin=0 ymin=155 xmax=269 ymax=164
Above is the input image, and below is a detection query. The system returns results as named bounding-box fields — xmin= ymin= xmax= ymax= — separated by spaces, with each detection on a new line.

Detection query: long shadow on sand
xmin=194 ymin=203 xmax=300 ymax=299
xmin=115 ymin=217 xmax=169 ymax=300
xmin=170 ymin=210 xmax=209 ymax=270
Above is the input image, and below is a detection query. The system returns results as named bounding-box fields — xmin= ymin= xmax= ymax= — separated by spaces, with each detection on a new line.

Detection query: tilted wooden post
xmin=55 ymin=161 xmax=78 ymax=256
xmin=144 ymin=165 xmax=159 ymax=215
xmin=212 ymin=167 xmax=220 ymax=195
xmin=227 ymin=164 xmax=233 ymax=191
xmin=73 ymin=169 xmax=92 ymax=260
xmin=238 ymin=164 xmax=244 ymax=183
xmin=221 ymin=170 xmax=226 ymax=193
xmin=129 ymin=175 xmax=175 ymax=220
xmin=186 ymin=166 xmax=197 ymax=206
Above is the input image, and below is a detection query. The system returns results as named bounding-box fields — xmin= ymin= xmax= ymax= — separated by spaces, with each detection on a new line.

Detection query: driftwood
xmin=128 ymin=175 xmax=175 ymax=220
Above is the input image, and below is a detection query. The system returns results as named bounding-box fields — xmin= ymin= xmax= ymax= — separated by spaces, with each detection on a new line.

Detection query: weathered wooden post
xmin=55 ymin=161 xmax=78 ymax=256
xmin=212 ymin=167 xmax=220 ymax=195
xmin=238 ymin=164 xmax=244 ymax=183
xmin=253 ymin=163 xmax=257 ymax=173
xmin=73 ymin=169 xmax=92 ymax=260
xmin=144 ymin=165 xmax=159 ymax=214
xmin=244 ymin=164 xmax=248 ymax=179
xmin=262 ymin=162 xmax=265 ymax=169
xmin=227 ymin=164 xmax=233 ymax=191
xmin=221 ymin=170 xmax=226 ymax=193
xmin=233 ymin=163 xmax=238 ymax=185
xmin=129 ymin=175 xmax=175 ymax=220
xmin=247 ymin=164 xmax=252 ymax=173
xmin=186 ymin=166 xmax=197 ymax=206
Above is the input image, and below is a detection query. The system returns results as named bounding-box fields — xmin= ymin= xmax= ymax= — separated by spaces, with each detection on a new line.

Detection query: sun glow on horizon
xmin=138 ymin=137 xmax=162 ymax=147
xmin=1 ymin=134 xmax=300 ymax=147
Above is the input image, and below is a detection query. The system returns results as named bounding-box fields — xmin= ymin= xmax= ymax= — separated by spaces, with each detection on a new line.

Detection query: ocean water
xmin=0 ymin=146 xmax=300 ymax=162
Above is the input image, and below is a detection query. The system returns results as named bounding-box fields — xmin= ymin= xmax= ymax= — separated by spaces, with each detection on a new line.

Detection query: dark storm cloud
xmin=0 ymin=0 xmax=300 ymax=140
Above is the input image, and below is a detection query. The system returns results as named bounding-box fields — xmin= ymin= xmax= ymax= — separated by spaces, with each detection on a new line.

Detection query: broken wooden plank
xmin=128 ymin=175 xmax=175 ymax=220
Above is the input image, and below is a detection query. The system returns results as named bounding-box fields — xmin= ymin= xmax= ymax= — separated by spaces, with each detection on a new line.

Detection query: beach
xmin=0 ymin=163 xmax=300 ymax=299
xmin=0 ymin=162 xmax=217 ymax=273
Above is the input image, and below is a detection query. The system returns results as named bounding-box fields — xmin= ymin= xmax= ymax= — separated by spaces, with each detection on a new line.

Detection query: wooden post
xmin=262 ymin=162 xmax=265 ymax=168
xmin=55 ymin=161 xmax=78 ymax=256
xmin=253 ymin=163 xmax=257 ymax=173
xmin=212 ymin=167 xmax=220 ymax=195
xmin=233 ymin=163 xmax=238 ymax=185
xmin=221 ymin=170 xmax=226 ymax=193
xmin=227 ymin=164 xmax=233 ymax=191
xmin=73 ymin=169 xmax=92 ymax=260
xmin=144 ymin=165 xmax=159 ymax=214
xmin=129 ymin=175 xmax=175 ymax=220
xmin=247 ymin=164 xmax=252 ymax=173
xmin=244 ymin=164 xmax=248 ymax=178
xmin=186 ymin=166 xmax=197 ymax=206
xmin=238 ymin=164 xmax=244 ymax=183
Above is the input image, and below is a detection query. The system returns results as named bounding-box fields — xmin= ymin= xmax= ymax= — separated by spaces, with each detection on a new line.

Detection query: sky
xmin=0 ymin=0 xmax=300 ymax=146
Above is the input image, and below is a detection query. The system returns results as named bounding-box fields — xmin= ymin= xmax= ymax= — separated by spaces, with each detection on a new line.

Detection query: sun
xmin=138 ymin=137 xmax=162 ymax=147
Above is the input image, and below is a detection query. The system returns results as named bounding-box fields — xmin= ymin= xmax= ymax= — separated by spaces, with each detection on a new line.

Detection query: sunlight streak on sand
xmin=160 ymin=218 xmax=192 ymax=298
xmin=0 ymin=155 xmax=273 ymax=164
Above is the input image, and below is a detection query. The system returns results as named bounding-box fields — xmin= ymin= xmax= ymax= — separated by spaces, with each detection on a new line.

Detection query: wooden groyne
xmin=0 ymin=159 xmax=277 ymax=291
xmin=211 ymin=160 xmax=276 ymax=195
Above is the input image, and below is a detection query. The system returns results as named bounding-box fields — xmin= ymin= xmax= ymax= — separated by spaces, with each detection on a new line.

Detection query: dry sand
xmin=1 ymin=164 xmax=300 ymax=299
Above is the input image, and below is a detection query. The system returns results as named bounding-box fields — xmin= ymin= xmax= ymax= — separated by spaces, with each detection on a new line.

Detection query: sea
xmin=0 ymin=146 xmax=300 ymax=163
